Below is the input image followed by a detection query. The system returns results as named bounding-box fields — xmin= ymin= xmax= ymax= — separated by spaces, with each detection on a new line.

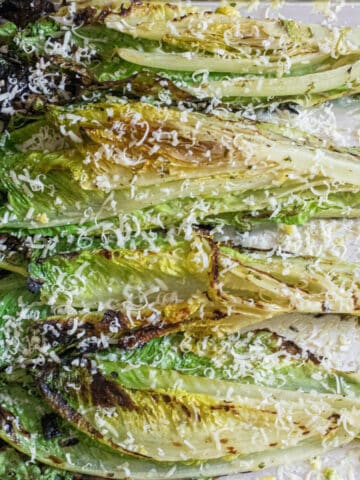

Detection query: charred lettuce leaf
xmin=3 ymin=1 xmax=359 ymax=113
xmin=38 ymin=349 xmax=360 ymax=463
xmin=99 ymin=329 xmax=360 ymax=397
xmin=27 ymin=235 xmax=360 ymax=342
xmin=1 ymin=101 xmax=360 ymax=234
xmin=0 ymin=442 xmax=83 ymax=480
xmin=2 ymin=372 xmax=354 ymax=478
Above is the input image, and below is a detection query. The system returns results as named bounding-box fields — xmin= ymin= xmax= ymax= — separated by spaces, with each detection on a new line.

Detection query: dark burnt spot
xmin=41 ymin=413 xmax=61 ymax=440
xmin=289 ymin=325 xmax=299 ymax=332
xmin=117 ymin=322 xmax=182 ymax=350
xmin=325 ymin=413 xmax=341 ymax=436
xmin=39 ymin=310 xmax=130 ymax=350
xmin=210 ymin=404 xmax=238 ymax=414
xmin=97 ymin=8 xmax=113 ymax=23
xmin=307 ymin=351 xmax=321 ymax=365
xmin=0 ymin=234 xmax=23 ymax=253
xmin=90 ymin=372 xmax=135 ymax=410
xmin=102 ymin=310 xmax=130 ymax=330
xmin=48 ymin=455 xmax=62 ymax=465
xmin=110 ymin=371 xmax=119 ymax=379
xmin=196 ymin=224 xmax=219 ymax=234
xmin=38 ymin=380 xmax=90 ymax=429
xmin=269 ymin=442 xmax=278 ymax=447
xmin=3 ymin=422 xmax=13 ymax=435
xmin=328 ymin=413 xmax=340 ymax=422
xmin=352 ymin=294 xmax=360 ymax=310
xmin=60 ymin=251 xmax=80 ymax=261
xmin=321 ymin=301 xmax=329 ymax=312
xmin=150 ymin=393 xmax=158 ymax=403
xmin=173 ymin=441 xmax=182 ymax=447
xmin=348 ymin=66 xmax=353 ymax=74
xmin=302 ymin=430 xmax=310 ymax=435
xmin=226 ymin=446 xmax=237 ymax=454
xmin=119 ymin=1 xmax=146 ymax=17
xmin=253 ymin=328 xmax=322 ymax=364
xmin=220 ymin=438 xmax=228 ymax=444
xmin=152 ymin=392 xmax=176 ymax=405
xmin=73 ymin=6 xmax=97 ymax=25
xmin=280 ymin=339 xmax=302 ymax=356
xmin=27 ymin=277 xmax=43 ymax=293
xmin=58 ymin=437 xmax=80 ymax=447
xmin=181 ymin=405 xmax=192 ymax=418
xmin=0 ymin=0 xmax=55 ymax=27
xmin=100 ymin=249 xmax=113 ymax=260
xmin=280 ymin=103 xmax=300 ymax=115
xmin=0 ymin=405 xmax=29 ymax=438
xmin=211 ymin=244 xmax=219 ymax=285
xmin=213 ymin=309 xmax=227 ymax=321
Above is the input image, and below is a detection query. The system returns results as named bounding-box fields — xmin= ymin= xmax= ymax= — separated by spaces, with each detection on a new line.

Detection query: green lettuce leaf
xmin=0 ymin=442 xmax=78 ymax=480
xmin=38 ymin=353 xmax=360 ymax=462
xmin=10 ymin=2 xmax=360 ymax=107
xmin=2 ymin=101 xmax=360 ymax=234
xmin=28 ymin=235 xmax=360 ymax=340
xmin=98 ymin=329 xmax=360 ymax=397
xmin=1 ymin=375 xmax=350 ymax=478
xmin=0 ymin=273 xmax=50 ymax=368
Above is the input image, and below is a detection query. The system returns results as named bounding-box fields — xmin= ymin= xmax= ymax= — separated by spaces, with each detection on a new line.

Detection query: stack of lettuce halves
xmin=1 ymin=2 xmax=360 ymax=478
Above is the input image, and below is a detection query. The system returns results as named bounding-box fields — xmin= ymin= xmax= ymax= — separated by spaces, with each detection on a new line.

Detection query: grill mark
xmin=27 ymin=277 xmax=43 ymax=293
xmin=0 ymin=405 xmax=30 ymax=438
xmin=58 ymin=437 xmax=79 ymax=447
xmin=352 ymin=293 xmax=360 ymax=310
xmin=251 ymin=328 xmax=322 ymax=364
xmin=41 ymin=413 xmax=61 ymax=440
xmin=38 ymin=310 xmax=130 ymax=347
xmin=38 ymin=375 xmax=149 ymax=459
xmin=117 ymin=321 xmax=183 ymax=350
xmin=90 ymin=372 xmax=135 ymax=410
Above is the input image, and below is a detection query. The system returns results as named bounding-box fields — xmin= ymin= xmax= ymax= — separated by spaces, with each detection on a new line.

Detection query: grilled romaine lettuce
xmin=27 ymin=234 xmax=360 ymax=343
xmin=0 ymin=374 xmax=350 ymax=479
xmin=0 ymin=379 xmax=168 ymax=479
xmin=1 ymin=101 xmax=360 ymax=233
xmin=100 ymin=329 xmax=360 ymax=397
xmin=38 ymin=336 xmax=360 ymax=463
xmin=4 ymin=229 xmax=359 ymax=363
xmin=10 ymin=2 xmax=360 ymax=108
xmin=3 ymin=325 xmax=360 ymax=477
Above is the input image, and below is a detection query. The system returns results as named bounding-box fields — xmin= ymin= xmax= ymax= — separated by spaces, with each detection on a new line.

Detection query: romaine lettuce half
xmin=1 ymin=101 xmax=360 ymax=234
